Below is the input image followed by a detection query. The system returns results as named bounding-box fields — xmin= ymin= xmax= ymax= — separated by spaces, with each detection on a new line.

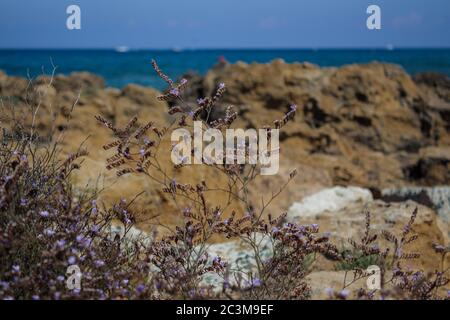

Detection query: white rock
xmin=382 ymin=186 xmax=450 ymax=224
xmin=287 ymin=186 xmax=373 ymax=220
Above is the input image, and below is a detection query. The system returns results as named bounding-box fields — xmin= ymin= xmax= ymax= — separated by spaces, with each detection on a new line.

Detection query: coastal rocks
xmin=287 ymin=187 xmax=448 ymax=272
xmin=183 ymin=60 xmax=450 ymax=190
xmin=381 ymin=186 xmax=450 ymax=236
xmin=1 ymin=61 xmax=450 ymax=243
xmin=0 ymin=71 xmax=246 ymax=238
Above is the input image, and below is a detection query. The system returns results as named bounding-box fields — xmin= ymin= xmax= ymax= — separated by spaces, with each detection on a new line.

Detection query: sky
xmin=0 ymin=0 xmax=449 ymax=49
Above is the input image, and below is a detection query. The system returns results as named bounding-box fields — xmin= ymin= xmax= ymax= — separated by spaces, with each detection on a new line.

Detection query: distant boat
xmin=386 ymin=44 xmax=395 ymax=51
xmin=115 ymin=46 xmax=130 ymax=53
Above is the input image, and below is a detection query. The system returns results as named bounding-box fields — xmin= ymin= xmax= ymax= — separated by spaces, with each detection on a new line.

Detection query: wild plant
xmin=95 ymin=60 xmax=341 ymax=299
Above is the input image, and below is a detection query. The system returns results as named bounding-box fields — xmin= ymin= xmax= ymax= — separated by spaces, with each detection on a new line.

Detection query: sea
xmin=0 ymin=49 xmax=449 ymax=90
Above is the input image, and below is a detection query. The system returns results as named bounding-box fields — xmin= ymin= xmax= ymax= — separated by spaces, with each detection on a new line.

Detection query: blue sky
xmin=0 ymin=0 xmax=449 ymax=48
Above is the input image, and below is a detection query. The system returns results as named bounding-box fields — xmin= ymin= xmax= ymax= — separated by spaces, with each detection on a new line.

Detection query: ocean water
xmin=0 ymin=49 xmax=449 ymax=90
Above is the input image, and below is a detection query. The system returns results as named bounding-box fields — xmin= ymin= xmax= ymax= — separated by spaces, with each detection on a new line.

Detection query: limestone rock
xmin=287 ymin=187 xmax=449 ymax=272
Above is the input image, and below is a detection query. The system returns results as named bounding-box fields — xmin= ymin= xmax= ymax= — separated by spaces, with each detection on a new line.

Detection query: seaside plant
xmin=94 ymin=60 xmax=449 ymax=300
xmin=0 ymin=60 xmax=448 ymax=300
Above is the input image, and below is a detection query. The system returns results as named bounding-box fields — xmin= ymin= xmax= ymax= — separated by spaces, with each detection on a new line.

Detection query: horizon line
xmin=1 ymin=46 xmax=450 ymax=51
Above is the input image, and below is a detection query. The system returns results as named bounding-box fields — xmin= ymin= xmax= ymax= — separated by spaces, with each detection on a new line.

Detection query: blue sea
xmin=0 ymin=49 xmax=449 ymax=90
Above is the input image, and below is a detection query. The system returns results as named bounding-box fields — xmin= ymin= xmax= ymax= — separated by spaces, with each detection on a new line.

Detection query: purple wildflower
xmin=136 ymin=284 xmax=145 ymax=293
xmin=95 ymin=260 xmax=105 ymax=267
xmin=39 ymin=210 xmax=49 ymax=217
xmin=68 ymin=256 xmax=76 ymax=265
xmin=170 ymin=88 xmax=180 ymax=96
xmin=44 ymin=228 xmax=55 ymax=236
xmin=251 ymin=278 xmax=262 ymax=287
xmin=339 ymin=289 xmax=350 ymax=299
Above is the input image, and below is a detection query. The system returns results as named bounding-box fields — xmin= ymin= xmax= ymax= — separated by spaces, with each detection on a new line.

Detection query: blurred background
xmin=0 ymin=0 xmax=449 ymax=88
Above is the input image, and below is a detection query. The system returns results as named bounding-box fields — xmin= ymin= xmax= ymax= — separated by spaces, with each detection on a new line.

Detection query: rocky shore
xmin=1 ymin=60 xmax=449 ymax=296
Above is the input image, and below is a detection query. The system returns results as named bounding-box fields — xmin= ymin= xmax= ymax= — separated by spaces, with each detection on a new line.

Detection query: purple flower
xmin=39 ymin=210 xmax=49 ymax=217
xmin=290 ymin=105 xmax=297 ymax=112
xmin=251 ymin=278 xmax=262 ymax=287
xmin=20 ymin=198 xmax=28 ymax=206
xmin=0 ymin=281 xmax=9 ymax=290
xmin=95 ymin=260 xmax=105 ymax=267
xmin=339 ymin=289 xmax=349 ymax=298
xmin=188 ymin=110 xmax=195 ymax=117
xmin=271 ymin=227 xmax=280 ymax=234
xmin=57 ymin=275 xmax=65 ymax=282
xmin=56 ymin=239 xmax=66 ymax=249
xmin=44 ymin=228 xmax=55 ymax=236
xmin=180 ymin=78 xmax=188 ymax=85
xmin=54 ymin=292 xmax=61 ymax=300
xmin=32 ymin=295 xmax=40 ymax=300
xmin=136 ymin=284 xmax=145 ymax=293
xmin=12 ymin=265 xmax=20 ymax=273
xmin=139 ymin=148 xmax=145 ymax=157
xmin=76 ymin=235 xmax=84 ymax=242
xmin=218 ymin=83 xmax=225 ymax=89
xmin=170 ymin=88 xmax=180 ymax=96
xmin=197 ymin=98 xmax=205 ymax=105
xmin=68 ymin=256 xmax=76 ymax=265
xmin=183 ymin=207 xmax=191 ymax=216
xmin=325 ymin=287 xmax=334 ymax=296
